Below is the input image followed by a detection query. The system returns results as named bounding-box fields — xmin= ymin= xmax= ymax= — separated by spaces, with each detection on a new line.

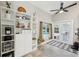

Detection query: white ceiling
xmin=30 ymin=1 xmax=77 ymax=14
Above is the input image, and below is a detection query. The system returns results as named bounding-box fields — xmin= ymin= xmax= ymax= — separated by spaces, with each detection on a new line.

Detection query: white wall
xmin=51 ymin=2 xmax=79 ymax=43
xmin=34 ymin=6 xmax=52 ymax=40
xmin=13 ymin=1 xmax=52 ymax=39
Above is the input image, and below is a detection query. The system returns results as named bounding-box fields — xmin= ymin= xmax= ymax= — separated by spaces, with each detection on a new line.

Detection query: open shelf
xmin=1 ymin=18 xmax=15 ymax=21
xmin=2 ymin=49 xmax=14 ymax=55
xmin=1 ymin=40 xmax=14 ymax=43
xmin=2 ymin=34 xmax=14 ymax=36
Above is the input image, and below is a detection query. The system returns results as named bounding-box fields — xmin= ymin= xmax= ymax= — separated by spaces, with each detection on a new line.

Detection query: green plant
xmin=6 ymin=1 xmax=11 ymax=13
xmin=6 ymin=1 xmax=11 ymax=8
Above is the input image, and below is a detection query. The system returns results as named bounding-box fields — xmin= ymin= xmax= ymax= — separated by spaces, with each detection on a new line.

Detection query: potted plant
xmin=5 ymin=1 xmax=11 ymax=20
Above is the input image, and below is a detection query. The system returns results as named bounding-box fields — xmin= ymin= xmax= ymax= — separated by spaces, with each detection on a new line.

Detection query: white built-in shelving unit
xmin=32 ymin=12 xmax=37 ymax=50
xmin=0 ymin=6 xmax=15 ymax=57
xmin=0 ymin=6 xmax=38 ymax=57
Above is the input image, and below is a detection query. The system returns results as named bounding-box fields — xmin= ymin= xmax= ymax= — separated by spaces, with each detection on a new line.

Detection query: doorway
xmin=53 ymin=20 xmax=73 ymax=45
xmin=42 ymin=23 xmax=52 ymax=41
xmin=38 ymin=22 xmax=52 ymax=44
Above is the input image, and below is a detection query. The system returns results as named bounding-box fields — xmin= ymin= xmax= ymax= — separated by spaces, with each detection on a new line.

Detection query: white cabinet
xmin=15 ymin=30 xmax=32 ymax=57
xmin=15 ymin=34 xmax=24 ymax=57
xmin=15 ymin=12 xmax=32 ymax=57
xmin=22 ymin=30 xmax=32 ymax=56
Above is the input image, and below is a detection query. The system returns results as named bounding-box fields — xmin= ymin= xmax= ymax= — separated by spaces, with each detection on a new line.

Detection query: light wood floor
xmin=23 ymin=44 xmax=78 ymax=57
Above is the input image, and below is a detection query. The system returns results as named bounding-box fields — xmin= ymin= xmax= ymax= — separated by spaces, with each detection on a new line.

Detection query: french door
xmin=54 ymin=20 xmax=73 ymax=45
xmin=59 ymin=21 xmax=73 ymax=44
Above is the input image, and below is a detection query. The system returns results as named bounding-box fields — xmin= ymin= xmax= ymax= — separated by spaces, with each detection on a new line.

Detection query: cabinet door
xmin=22 ymin=30 xmax=32 ymax=55
xmin=15 ymin=34 xmax=25 ymax=57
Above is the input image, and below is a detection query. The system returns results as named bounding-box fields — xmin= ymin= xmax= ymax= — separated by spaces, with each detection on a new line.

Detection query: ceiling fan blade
xmin=64 ymin=3 xmax=77 ymax=9
xmin=50 ymin=9 xmax=59 ymax=12
xmin=55 ymin=11 xmax=59 ymax=14
xmin=63 ymin=9 xmax=68 ymax=12
xmin=60 ymin=2 xmax=64 ymax=9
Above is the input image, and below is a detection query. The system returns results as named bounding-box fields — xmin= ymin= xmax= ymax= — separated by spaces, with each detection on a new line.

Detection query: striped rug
xmin=47 ymin=40 xmax=78 ymax=54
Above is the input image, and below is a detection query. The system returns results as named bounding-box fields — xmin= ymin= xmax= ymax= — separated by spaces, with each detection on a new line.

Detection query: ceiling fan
xmin=50 ymin=2 xmax=77 ymax=14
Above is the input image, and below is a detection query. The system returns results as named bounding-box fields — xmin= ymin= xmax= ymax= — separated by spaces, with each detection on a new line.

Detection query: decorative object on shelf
xmin=2 ymin=41 xmax=14 ymax=52
xmin=16 ymin=16 xmax=31 ymax=29
xmin=16 ymin=12 xmax=31 ymax=34
xmin=17 ymin=7 xmax=26 ymax=13
xmin=5 ymin=1 xmax=11 ymax=20
xmin=5 ymin=27 xmax=11 ymax=35
xmin=2 ymin=25 xmax=14 ymax=35
xmin=6 ymin=1 xmax=11 ymax=8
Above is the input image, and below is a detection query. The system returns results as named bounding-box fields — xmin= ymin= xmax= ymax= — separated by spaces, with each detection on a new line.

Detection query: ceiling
xmin=30 ymin=1 xmax=77 ymax=15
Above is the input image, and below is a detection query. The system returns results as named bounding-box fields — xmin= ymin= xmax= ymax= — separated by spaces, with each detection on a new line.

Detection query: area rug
xmin=47 ymin=40 xmax=78 ymax=54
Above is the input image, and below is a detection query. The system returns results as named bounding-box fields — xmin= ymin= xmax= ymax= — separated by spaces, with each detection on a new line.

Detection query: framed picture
xmin=54 ymin=25 xmax=59 ymax=33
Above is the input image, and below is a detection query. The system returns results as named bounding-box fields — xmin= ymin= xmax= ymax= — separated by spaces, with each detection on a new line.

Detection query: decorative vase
xmin=6 ymin=13 xmax=11 ymax=20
